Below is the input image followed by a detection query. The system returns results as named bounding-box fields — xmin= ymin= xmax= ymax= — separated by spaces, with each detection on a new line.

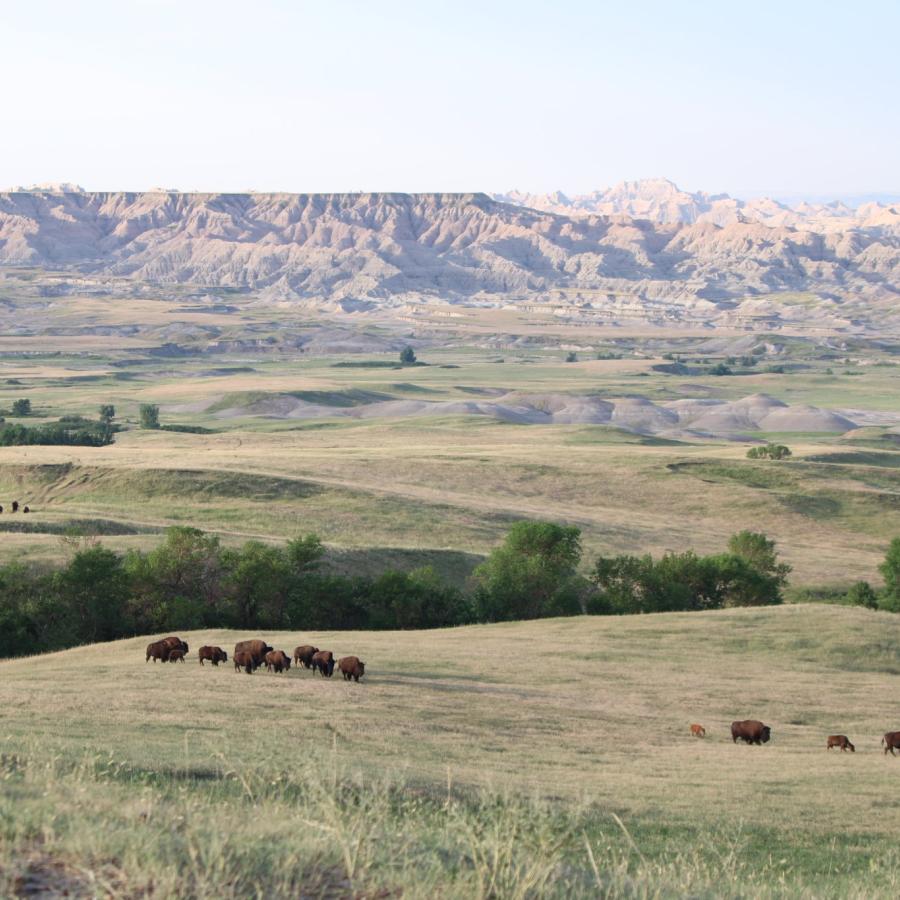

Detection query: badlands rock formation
xmin=495 ymin=178 xmax=900 ymax=232
xmin=192 ymin=390 xmax=866 ymax=439
xmin=0 ymin=189 xmax=898 ymax=327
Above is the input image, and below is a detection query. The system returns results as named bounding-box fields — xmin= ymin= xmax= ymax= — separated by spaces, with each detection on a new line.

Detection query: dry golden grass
xmin=2 ymin=606 xmax=900 ymax=897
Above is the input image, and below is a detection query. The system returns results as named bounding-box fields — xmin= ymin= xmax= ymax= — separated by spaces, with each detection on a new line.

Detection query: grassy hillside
xmin=2 ymin=605 xmax=900 ymax=897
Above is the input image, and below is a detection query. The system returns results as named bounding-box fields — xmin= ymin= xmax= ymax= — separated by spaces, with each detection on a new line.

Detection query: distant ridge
xmin=493 ymin=178 xmax=900 ymax=230
xmin=1 ymin=188 xmax=898 ymax=328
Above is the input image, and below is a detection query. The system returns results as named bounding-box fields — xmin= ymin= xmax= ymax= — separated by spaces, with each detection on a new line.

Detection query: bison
xmin=311 ymin=650 xmax=335 ymax=677
xmin=882 ymin=731 xmax=900 ymax=755
xmin=161 ymin=636 xmax=189 ymax=654
xmin=731 ymin=720 xmax=771 ymax=745
xmin=690 ymin=724 xmax=706 ymax=738
xmin=338 ymin=656 xmax=365 ymax=682
xmin=826 ymin=734 xmax=855 ymax=752
xmin=146 ymin=640 xmax=171 ymax=663
xmin=167 ymin=649 xmax=185 ymax=663
xmin=22 ymin=506 xmax=29 ymax=514
xmin=11 ymin=501 xmax=18 ymax=513
xmin=233 ymin=650 xmax=255 ymax=674
xmin=234 ymin=639 xmax=272 ymax=670
xmin=199 ymin=646 xmax=227 ymax=666
xmin=265 ymin=650 xmax=291 ymax=673
xmin=293 ymin=645 xmax=319 ymax=669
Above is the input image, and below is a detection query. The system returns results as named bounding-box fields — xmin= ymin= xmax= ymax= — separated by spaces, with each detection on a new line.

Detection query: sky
xmin=1 ymin=0 xmax=898 ymax=200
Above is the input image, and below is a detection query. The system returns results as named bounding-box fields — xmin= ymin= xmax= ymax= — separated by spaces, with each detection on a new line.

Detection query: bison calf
xmin=167 ymin=649 xmax=185 ymax=663
xmin=338 ymin=656 xmax=365 ymax=682
xmin=233 ymin=650 xmax=255 ymax=674
xmin=826 ymin=734 xmax=855 ymax=752
xmin=731 ymin=720 xmax=771 ymax=745
xmin=199 ymin=646 xmax=227 ymax=666
xmin=265 ymin=650 xmax=292 ymax=673
xmin=690 ymin=723 xmax=706 ymax=738
xmin=882 ymin=731 xmax=900 ymax=755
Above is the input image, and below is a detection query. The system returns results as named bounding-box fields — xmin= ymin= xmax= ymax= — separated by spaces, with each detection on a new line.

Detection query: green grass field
xmin=2 ymin=605 xmax=900 ymax=897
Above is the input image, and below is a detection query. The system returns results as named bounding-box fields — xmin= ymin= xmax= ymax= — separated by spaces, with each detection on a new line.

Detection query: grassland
xmin=2 ymin=605 xmax=900 ymax=897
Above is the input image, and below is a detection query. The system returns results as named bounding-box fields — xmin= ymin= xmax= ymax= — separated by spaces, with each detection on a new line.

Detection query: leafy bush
xmin=747 ymin=443 xmax=792 ymax=460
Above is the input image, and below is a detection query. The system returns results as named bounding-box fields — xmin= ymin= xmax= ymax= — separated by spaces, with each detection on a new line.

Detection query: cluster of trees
xmin=0 ymin=403 xmax=119 ymax=447
xmin=747 ymin=443 xmax=792 ymax=460
xmin=6 ymin=518 xmax=900 ymax=660
xmin=0 ymin=528 xmax=468 ymax=658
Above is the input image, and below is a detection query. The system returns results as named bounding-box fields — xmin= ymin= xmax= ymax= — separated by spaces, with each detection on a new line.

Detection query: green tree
xmin=846 ymin=581 xmax=879 ymax=610
xmin=54 ymin=546 xmax=130 ymax=643
xmin=565 ymin=351 xmax=578 ymax=363
xmin=727 ymin=531 xmax=791 ymax=593
xmin=124 ymin=527 xmax=225 ymax=630
xmin=399 ymin=345 xmax=417 ymax=365
xmin=99 ymin=404 xmax=116 ymax=423
xmin=224 ymin=541 xmax=292 ymax=628
xmin=879 ymin=538 xmax=900 ymax=611
xmin=139 ymin=404 xmax=160 ymax=429
xmin=11 ymin=399 xmax=31 ymax=416
xmin=363 ymin=566 xmax=471 ymax=629
xmin=473 ymin=521 xmax=584 ymax=621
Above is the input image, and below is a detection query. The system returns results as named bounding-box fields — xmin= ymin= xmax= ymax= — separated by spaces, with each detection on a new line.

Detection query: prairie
xmin=1 ymin=605 xmax=899 ymax=897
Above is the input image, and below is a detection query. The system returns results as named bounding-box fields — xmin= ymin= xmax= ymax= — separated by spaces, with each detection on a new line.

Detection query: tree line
xmin=2 ymin=521 xmax=898 ymax=660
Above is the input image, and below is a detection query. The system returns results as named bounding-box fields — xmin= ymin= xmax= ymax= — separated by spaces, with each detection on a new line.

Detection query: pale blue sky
xmin=2 ymin=0 xmax=897 ymax=199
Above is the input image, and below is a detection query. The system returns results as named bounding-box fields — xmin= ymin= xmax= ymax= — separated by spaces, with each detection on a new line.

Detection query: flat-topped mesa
xmin=0 ymin=189 xmax=898 ymax=307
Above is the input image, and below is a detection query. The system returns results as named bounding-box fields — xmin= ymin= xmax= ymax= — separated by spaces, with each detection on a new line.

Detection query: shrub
xmin=846 ymin=581 xmax=879 ymax=609
xmin=11 ymin=398 xmax=31 ymax=416
xmin=399 ymin=346 xmax=417 ymax=365
xmin=747 ymin=444 xmax=792 ymax=460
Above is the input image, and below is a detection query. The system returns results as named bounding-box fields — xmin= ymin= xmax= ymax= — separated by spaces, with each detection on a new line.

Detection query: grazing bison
xmin=338 ymin=656 xmax=365 ymax=682
xmin=311 ymin=650 xmax=335 ymax=677
xmin=827 ymin=735 xmax=855 ymax=752
xmin=160 ymin=636 xmax=189 ymax=654
xmin=265 ymin=650 xmax=292 ymax=673
xmin=198 ymin=646 xmax=227 ymax=666
xmin=882 ymin=732 xmax=900 ymax=755
xmin=146 ymin=640 xmax=171 ymax=663
xmin=22 ymin=506 xmax=29 ymax=513
xmin=293 ymin=645 xmax=319 ymax=669
xmin=167 ymin=649 xmax=185 ymax=663
xmin=0 ymin=505 xmax=4 ymax=513
xmin=233 ymin=650 xmax=255 ymax=674
xmin=234 ymin=639 xmax=272 ymax=670
xmin=11 ymin=501 xmax=18 ymax=513
xmin=731 ymin=720 xmax=771 ymax=745
xmin=690 ymin=724 xmax=706 ymax=738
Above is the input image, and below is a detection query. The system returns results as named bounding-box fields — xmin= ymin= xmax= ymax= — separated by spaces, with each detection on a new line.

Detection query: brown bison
xmin=882 ymin=732 xmax=900 ymax=755
xmin=22 ymin=506 xmax=29 ymax=513
xmin=161 ymin=636 xmax=189 ymax=654
xmin=234 ymin=639 xmax=272 ymax=670
xmin=338 ymin=656 xmax=365 ymax=682
xmin=826 ymin=734 xmax=855 ymax=752
xmin=293 ymin=645 xmax=319 ymax=669
xmin=731 ymin=720 xmax=771 ymax=745
xmin=11 ymin=501 xmax=18 ymax=513
xmin=146 ymin=640 xmax=172 ymax=663
xmin=167 ymin=649 xmax=185 ymax=663
xmin=690 ymin=724 xmax=706 ymax=738
xmin=265 ymin=650 xmax=292 ymax=673
xmin=311 ymin=650 xmax=335 ymax=677
xmin=199 ymin=646 xmax=227 ymax=666
xmin=233 ymin=650 xmax=255 ymax=674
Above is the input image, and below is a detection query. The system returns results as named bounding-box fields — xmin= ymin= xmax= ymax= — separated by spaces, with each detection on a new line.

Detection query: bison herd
xmin=688 ymin=719 xmax=897 ymax=754
xmin=0 ymin=501 xmax=29 ymax=514
xmin=145 ymin=635 xmax=366 ymax=683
